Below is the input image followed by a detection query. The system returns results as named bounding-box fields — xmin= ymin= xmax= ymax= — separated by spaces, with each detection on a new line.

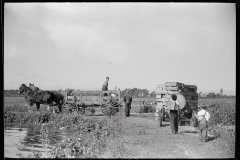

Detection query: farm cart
xmin=61 ymin=90 xmax=122 ymax=116
xmin=155 ymin=82 xmax=198 ymax=127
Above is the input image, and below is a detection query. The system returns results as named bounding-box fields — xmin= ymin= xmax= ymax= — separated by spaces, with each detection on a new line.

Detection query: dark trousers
xmin=170 ymin=110 xmax=178 ymax=134
xmin=199 ymin=128 xmax=207 ymax=142
xmin=125 ymin=103 xmax=131 ymax=117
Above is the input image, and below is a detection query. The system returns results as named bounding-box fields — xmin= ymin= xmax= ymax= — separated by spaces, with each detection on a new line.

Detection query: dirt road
xmin=100 ymin=113 xmax=234 ymax=158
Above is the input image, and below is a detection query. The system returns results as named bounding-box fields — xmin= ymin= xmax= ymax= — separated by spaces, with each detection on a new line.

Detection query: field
xmin=4 ymin=96 xmax=235 ymax=158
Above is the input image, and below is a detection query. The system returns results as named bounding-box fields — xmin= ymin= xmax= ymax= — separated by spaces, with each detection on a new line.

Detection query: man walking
xmin=195 ymin=104 xmax=210 ymax=142
xmin=166 ymin=94 xmax=179 ymax=134
xmin=123 ymin=89 xmax=132 ymax=117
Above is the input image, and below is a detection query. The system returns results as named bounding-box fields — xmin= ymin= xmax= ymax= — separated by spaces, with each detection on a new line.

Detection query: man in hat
xmin=102 ymin=77 xmax=109 ymax=91
xmin=194 ymin=103 xmax=211 ymax=142
xmin=123 ymin=89 xmax=132 ymax=117
xmin=166 ymin=94 xmax=179 ymax=134
xmin=102 ymin=77 xmax=109 ymax=96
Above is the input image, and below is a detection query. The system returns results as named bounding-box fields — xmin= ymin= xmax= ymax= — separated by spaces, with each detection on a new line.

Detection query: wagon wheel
xmin=110 ymin=99 xmax=119 ymax=115
xmin=77 ymin=104 xmax=85 ymax=115
xmin=101 ymin=98 xmax=111 ymax=116
xmin=62 ymin=102 xmax=71 ymax=114
xmin=101 ymin=99 xmax=119 ymax=116
xmin=71 ymin=103 xmax=78 ymax=113
xmin=84 ymin=106 xmax=95 ymax=116
xmin=101 ymin=103 xmax=112 ymax=116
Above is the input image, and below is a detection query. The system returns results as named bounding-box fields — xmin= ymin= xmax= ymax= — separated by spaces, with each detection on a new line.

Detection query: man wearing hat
xmin=194 ymin=103 xmax=211 ymax=142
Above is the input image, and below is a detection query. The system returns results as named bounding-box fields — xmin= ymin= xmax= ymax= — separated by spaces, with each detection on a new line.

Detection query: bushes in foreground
xmin=39 ymin=114 xmax=121 ymax=158
xmin=4 ymin=109 xmax=121 ymax=158
xmin=207 ymin=102 xmax=235 ymax=126
xmin=139 ymin=105 xmax=155 ymax=113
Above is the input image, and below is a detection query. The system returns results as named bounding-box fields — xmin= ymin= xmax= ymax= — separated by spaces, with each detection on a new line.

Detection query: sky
xmin=4 ymin=3 xmax=236 ymax=95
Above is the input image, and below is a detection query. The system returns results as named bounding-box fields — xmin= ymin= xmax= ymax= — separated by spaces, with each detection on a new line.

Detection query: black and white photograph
xmin=4 ymin=2 xmax=235 ymax=158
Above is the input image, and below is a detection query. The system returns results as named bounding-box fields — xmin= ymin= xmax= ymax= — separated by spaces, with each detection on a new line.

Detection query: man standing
xmin=102 ymin=77 xmax=109 ymax=91
xmin=166 ymin=94 xmax=179 ymax=134
xmin=102 ymin=77 xmax=109 ymax=96
xmin=194 ymin=104 xmax=210 ymax=142
xmin=123 ymin=89 xmax=132 ymax=117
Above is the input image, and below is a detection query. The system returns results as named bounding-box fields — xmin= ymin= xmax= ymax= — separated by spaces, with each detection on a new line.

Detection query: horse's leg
xmin=58 ymin=105 xmax=63 ymax=114
xmin=36 ymin=103 xmax=41 ymax=114
xmin=53 ymin=105 xmax=55 ymax=114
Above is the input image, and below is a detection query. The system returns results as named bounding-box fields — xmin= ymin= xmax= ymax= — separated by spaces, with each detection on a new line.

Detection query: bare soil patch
xmin=100 ymin=113 xmax=235 ymax=158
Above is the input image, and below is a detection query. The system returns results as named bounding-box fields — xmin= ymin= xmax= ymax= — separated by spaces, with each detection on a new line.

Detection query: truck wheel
xmin=162 ymin=107 xmax=165 ymax=122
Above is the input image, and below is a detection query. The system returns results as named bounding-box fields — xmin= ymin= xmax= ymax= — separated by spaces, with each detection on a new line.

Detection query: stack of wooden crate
xmin=165 ymin=82 xmax=198 ymax=107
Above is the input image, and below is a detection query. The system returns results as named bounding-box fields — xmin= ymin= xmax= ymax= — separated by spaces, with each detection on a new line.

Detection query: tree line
xmin=4 ymin=89 xmax=234 ymax=98
xmin=4 ymin=88 xmax=155 ymax=97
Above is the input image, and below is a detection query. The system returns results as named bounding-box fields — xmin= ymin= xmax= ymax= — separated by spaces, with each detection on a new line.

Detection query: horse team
xmin=18 ymin=84 xmax=64 ymax=113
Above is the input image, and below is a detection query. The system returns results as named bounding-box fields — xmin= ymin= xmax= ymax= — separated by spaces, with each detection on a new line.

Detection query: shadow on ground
xmin=159 ymin=124 xmax=170 ymax=127
xmin=206 ymin=136 xmax=216 ymax=142
xmin=179 ymin=130 xmax=198 ymax=134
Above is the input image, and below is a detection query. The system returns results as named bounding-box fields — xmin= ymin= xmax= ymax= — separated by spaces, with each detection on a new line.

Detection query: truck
xmin=155 ymin=82 xmax=198 ymax=126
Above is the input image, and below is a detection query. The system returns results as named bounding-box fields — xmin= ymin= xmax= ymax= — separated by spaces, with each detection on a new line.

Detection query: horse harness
xmin=24 ymin=90 xmax=46 ymax=104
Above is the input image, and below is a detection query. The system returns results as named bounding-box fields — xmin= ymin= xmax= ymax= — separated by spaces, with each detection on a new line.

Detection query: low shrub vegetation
xmin=202 ymin=100 xmax=235 ymax=156
xmin=139 ymin=105 xmax=155 ymax=113
xmin=4 ymin=103 xmax=122 ymax=158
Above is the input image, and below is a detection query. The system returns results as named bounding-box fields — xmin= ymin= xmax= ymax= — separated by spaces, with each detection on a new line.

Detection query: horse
xmin=18 ymin=84 xmax=64 ymax=113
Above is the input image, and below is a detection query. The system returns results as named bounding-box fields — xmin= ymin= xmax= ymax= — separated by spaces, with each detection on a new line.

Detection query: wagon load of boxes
xmin=165 ymin=82 xmax=198 ymax=108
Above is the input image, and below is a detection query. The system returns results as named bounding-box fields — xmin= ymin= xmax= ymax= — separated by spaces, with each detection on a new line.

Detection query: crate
xmin=184 ymin=85 xmax=197 ymax=92
xmin=188 ymin=85 xmax=197 ymax=90
xmin=183 ymin=88 xmax=189 ymax=92
xmin=156 ymin=85 xmax=165 ymax=92
xmin=167 ymin=90 xmax=181 ymax=95
xmin=156 ymin=94 xmax=162 ymax=98
xmin=171 ymin=82 xmax=183 ymax=87
xmin=182 ymin=92 xmax=197 ymax=96
xmin=165 ymin=86 xmax=183 ymax=91
xmin=165 ymin=82 xmax=171 ymax=87
xmin=185 ymin=95 xmax=192 ymax=100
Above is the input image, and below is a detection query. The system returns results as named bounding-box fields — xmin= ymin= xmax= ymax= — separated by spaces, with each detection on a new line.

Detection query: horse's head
xmin=18 ymin=84 xmax=26 ymax=95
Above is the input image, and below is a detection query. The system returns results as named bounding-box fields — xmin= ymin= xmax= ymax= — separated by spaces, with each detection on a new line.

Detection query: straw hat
xmin=199 ymin=103 xmax=208 ymax=109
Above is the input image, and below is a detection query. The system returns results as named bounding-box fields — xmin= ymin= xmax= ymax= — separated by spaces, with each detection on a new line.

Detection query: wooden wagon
xmin=61 ymin=90 xmax=122 ymax=116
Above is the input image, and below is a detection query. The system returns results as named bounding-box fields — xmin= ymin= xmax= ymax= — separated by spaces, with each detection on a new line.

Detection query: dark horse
xmin=18 ymin=84 xmax=64 ymax=113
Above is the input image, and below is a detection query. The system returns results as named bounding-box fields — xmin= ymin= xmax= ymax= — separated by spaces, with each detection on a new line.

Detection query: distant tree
xmin=4 ymin=90 xmax=21 ymax=97
xmin=151 ymin=91 xmax=156 ymax=97
xmin=207 ymin=92 xmax=215 ymax=98
xmin=220 ymin=88 xmax=223 ymax=96
xmin=216 ymin=93 xmax=221 ymax=98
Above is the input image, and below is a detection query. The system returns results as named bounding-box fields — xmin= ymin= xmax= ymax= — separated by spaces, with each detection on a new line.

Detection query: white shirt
xmin=175 ymin=100 xmax=179 ymax=105
xmin=166 ymin=100 xmax=179 ymax=110
xmin=197 ymin=109 xmax=210 ymax=121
